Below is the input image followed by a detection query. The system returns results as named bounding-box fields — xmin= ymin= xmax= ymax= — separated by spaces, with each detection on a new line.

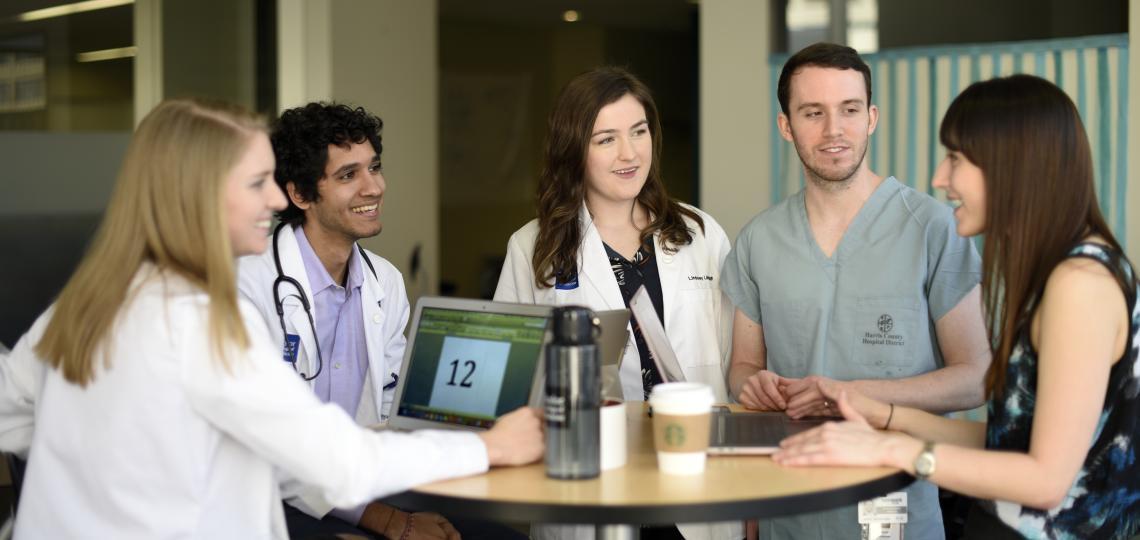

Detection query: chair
xmin=3 ymin=454 xmax=22 ymax=514
xmin=0 ymin=453 xmax=22 ymax=540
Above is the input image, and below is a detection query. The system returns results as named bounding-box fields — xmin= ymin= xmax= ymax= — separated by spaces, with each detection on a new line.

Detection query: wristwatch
xmin=913 ymin=440 xmax=936 ymax=480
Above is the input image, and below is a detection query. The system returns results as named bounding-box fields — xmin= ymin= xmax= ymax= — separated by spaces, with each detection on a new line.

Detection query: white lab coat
xmin=495 ymin=203 xmax=741 ymax=540
xmin=0 ymin=265 xmax=487 ymax=539
xmin=236 ymin=223 xmax=411 ymax=519
xmin=237 ymin=224 xmax=409 ymax=423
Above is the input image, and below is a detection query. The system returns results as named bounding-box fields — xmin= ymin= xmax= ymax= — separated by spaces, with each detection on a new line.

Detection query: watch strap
xmin=914 ymin=440 xmax=936 ymax=480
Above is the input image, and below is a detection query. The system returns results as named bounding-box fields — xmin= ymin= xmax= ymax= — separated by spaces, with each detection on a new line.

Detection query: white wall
xmin=134 ymin=0 xmax=162 ymax=122
xmin=277 ymin=0 xmax=331 ymax=107
xmin=699 ymin=0 xmax=771 ymax=240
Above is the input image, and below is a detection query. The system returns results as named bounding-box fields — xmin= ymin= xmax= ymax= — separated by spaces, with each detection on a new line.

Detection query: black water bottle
xmin=544 ymin=306 xmax=601 ymax=479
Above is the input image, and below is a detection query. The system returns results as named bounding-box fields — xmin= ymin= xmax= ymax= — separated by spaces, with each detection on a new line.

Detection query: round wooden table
xmin=385 ymin=404 xmax=911 ymax=538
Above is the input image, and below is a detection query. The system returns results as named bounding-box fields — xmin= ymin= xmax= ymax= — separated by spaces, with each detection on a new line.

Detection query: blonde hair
xmin=36 ymin=99 xmax=267 ymax=385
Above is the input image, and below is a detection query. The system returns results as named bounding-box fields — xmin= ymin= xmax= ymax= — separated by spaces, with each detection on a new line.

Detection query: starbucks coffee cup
xmin=648 ymin=382 xmax=714 ymax=475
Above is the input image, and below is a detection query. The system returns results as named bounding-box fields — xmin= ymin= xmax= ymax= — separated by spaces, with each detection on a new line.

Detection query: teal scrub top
xmin=722 ymin=177 xmax=981 ymax=540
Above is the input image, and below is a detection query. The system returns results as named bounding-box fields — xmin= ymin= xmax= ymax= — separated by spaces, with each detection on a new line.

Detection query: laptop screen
xmin=395 ymin=306 xmax=548 ymax=429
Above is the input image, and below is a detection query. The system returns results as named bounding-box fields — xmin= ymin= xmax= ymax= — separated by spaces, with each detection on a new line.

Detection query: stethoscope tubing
xmin=272 ymin=222 xmax=324 ymax=381
xmin=270 ymin=222 xmax=380 ymax=382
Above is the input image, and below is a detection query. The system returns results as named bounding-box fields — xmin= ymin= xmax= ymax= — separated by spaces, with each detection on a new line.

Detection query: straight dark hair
xmin=940 ymin=74 xmax=1120 ymax=399
xmin=777 ymin=42 xmax=872 ymax=114
xmin=532 ymin=66 xmax=703 ymax=289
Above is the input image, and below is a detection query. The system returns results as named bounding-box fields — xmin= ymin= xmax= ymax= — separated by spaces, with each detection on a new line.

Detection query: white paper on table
xmin=629 ymin=285 xmax=686 ymax=383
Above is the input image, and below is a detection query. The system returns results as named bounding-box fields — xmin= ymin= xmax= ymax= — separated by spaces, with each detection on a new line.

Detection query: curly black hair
xmin=269 ymin=102 xmax=383 ymax=224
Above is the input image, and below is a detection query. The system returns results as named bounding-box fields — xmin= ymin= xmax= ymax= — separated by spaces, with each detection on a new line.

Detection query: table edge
xmin=382 ymin=470 xmax=914 ymax=524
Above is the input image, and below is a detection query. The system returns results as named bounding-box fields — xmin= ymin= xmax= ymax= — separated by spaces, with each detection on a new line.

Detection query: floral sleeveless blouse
xmin=981 ymin=243 xmax=1140 ymax=539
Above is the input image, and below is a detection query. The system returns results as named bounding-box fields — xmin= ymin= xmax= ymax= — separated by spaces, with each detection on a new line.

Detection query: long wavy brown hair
xmin=532 ymin=66 xmax=703 ymax=289
xmin=35 ymin=100 xmax=264 ymax=385
xmin=940 ymin=75 xmax=1120 ymax=399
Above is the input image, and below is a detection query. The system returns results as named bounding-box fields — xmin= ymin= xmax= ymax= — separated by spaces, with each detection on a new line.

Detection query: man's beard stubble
xmin=793 ymin=138 xmax=868 ymax=193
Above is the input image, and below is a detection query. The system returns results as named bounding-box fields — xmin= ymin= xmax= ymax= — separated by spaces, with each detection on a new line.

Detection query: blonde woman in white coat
xmin=0 ymin=99 xmax=543 ymax=539
xmin=494 ymin=67 xmax=741 ymax=540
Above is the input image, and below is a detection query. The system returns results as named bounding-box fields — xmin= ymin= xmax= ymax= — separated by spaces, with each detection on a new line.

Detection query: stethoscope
xmin=271 ymin=222 xmax=378 ymax=381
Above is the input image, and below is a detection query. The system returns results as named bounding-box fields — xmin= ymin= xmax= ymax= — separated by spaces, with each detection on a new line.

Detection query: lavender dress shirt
xmin=294 ymin=226 xmax=372 ymax=525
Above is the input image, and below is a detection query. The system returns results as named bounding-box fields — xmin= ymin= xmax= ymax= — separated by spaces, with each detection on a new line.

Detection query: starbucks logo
xmin=665 ymin=423 xmax=686 ymax=446
xmin=877 ymin=314 xmax=893 ymax=333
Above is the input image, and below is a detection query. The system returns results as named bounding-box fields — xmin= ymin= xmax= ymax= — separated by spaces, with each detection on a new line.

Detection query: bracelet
xmin=399 ymin=513 xmax=416 ymax=540
xmin=884 ymin=403 xmax=895 ymax=430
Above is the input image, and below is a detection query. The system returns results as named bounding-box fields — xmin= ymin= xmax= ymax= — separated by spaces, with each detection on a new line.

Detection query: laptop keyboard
xmin=716 ymin=413 xmax=788 ymax=446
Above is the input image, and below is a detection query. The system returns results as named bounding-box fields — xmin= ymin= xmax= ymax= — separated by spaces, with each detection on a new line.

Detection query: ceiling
xmin=1 ymin=1 xmax=699 ymax=31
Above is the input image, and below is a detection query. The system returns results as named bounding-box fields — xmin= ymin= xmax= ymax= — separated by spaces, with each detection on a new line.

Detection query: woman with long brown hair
xmin=773 ymin=75 xmax=1140 ymax=539
xmin=0 ymin=99 xmax=542 ymax=538
xmin=494 ymin=67 xmax=739 ymax=540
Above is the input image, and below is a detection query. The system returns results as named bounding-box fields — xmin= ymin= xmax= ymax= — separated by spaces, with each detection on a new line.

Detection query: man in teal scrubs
xmin=721 ymin=43 xmax=991 ymax=540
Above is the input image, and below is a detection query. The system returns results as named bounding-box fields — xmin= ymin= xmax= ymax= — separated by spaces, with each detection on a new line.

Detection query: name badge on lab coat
xmin=554 ymin=269 xmax=579 ymax=290
xmin=283 ymin=334 xmax=300 ymax=364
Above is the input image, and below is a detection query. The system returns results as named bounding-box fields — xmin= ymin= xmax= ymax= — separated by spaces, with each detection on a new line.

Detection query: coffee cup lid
xmin=648 ymin=382 xmax=714 ymax=412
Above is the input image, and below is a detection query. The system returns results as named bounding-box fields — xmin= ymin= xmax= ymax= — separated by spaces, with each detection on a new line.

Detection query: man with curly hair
xmin=237 ymin=103 xmax=522 ymax=539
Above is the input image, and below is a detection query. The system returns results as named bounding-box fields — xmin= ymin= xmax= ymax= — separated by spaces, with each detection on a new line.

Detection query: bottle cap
xmin=550 ymin=306 xmax=599 ymax=345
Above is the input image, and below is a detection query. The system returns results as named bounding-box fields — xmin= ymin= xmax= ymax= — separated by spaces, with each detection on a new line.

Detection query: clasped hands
xmin=737 ymin=370 xmax=846 ymax=419
xmin=739 ymin=370 xmax=918 ymax=469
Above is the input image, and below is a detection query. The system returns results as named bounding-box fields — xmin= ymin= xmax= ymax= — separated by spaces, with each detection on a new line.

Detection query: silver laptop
xmin=707 ymin=407 xmax=825 ymax=455
xmin=593 ymin=308 xmax=632 ymax=372
xmin=386 ymin=298 xmax=551 ymax=431
xmin=386 ymin=297 xmax=628 ymax=432
xmin=531 ymin=308 xmax=631 ymax=401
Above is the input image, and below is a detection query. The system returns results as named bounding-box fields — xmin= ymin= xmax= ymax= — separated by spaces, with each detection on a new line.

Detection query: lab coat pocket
xmin=279 ymin=301 xmax=303 ymax=326
xmin=680 ymin=362 xmax=730 ymax=403
xmin=677 ymin=265 xmax=717 ymax=319
xmin=673 ymin=278 xmax=721 ymax=367
xmin=851 ymin=296 xmax=920 ymax=370
xmin=679 ymin=274 xmax=717 ymax=291
xmin=678 ymin=254 xmax=718 ymax=292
